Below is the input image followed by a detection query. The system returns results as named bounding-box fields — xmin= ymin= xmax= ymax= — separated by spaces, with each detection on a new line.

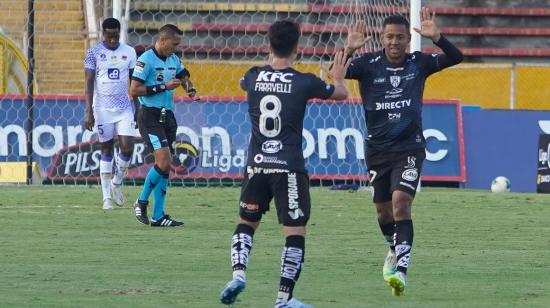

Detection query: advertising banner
xmin=1 ymin=96 xmax=465 ymax=182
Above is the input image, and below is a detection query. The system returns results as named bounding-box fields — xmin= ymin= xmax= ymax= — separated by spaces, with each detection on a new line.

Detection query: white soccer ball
xmin=491 ymin=176 xmax=511 ymax=193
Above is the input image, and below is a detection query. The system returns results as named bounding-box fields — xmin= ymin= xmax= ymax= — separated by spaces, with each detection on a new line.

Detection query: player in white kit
xmin=84 ymin=18 xmax=138 ymax=210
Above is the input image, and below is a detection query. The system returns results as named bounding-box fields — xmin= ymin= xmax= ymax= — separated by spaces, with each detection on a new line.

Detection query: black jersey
xmin=241 ymin=65 xmax=335 ymax=173
xmin=346 ymin=50 xmax=444 ymax=154
xmin=346 ymin=36 xmax=463 ymax=155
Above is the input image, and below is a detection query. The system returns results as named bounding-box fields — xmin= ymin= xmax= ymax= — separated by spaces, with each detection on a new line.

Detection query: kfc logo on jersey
xmin=107 ymin=68 xmax=120 ymax=80
xmin=262 ymin=140 xmax=283 ymax=154
xmin=390 ymin=75 xmax=401 ymax=88
xmin=256 ymin=71 xmax=294 ymax=83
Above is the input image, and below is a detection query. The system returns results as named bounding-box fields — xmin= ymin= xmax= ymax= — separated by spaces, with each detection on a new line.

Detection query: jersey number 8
xmin=259 ymin=95 xmax=282 ymax=138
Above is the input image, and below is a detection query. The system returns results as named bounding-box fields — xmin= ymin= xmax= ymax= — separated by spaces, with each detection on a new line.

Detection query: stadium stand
xmin=1 ymin=0 xmax=549 ymax=99
xmin=0 ymin=0 xmax=85 ymax=94
xmin=128 ymin=0 xmax=550 ymax=62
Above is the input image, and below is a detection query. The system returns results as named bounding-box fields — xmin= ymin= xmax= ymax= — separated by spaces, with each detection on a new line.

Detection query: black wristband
xmin=146 ymin=84 xmax=166 ymax=95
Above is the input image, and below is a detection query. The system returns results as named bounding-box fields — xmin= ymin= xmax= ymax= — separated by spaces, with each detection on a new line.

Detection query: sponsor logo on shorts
xmin=538 ymin=174 xmax=550 ymax=184
xmin=261 ymin=140 xmax=283 ymax=154
xmin=287 ymin=172 xmax=304 ymax=220
xmin=402 ymin=168 xmax=418 ymax=181
xmin=240 ymin=201 xmax=259 ymax=212
xmin=399 ymin=181 xmax=416 ymax=190
xmin=405 ymin=156 xmax=417 ymax=168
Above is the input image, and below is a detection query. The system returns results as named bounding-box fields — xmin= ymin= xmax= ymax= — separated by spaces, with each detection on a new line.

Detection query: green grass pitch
xmin=1 ymin=186 xmax=549 ymax=307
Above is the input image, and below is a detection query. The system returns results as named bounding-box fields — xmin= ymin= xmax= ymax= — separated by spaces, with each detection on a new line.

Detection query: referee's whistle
xmin=159 ymin=108 xmax=166 ymax=123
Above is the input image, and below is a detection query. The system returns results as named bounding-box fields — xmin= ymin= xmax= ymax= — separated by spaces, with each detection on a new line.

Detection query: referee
xmin=129 ymin=24 xmax=197 ymax=227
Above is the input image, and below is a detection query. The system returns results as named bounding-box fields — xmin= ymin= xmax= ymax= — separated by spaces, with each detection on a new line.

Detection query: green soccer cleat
xmin=387 ymin=271 xmax=406 ymax=296
xmin=382 ymin=249 xmax=397 ymax=282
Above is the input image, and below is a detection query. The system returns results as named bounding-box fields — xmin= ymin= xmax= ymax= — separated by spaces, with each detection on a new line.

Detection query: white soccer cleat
xmin=110 ymin=183 xmax=125 ymax=206
xmin=102 ymin=198 xmax=115 ymax=210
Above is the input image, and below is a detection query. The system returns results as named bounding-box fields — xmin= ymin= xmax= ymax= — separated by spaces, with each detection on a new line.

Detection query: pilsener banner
xmin=0 ymin=96 xmax=465 ymax=182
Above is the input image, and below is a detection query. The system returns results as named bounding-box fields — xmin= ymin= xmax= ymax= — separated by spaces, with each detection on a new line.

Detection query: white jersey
xmin=84 ymin=42 xmax=137 ymax=110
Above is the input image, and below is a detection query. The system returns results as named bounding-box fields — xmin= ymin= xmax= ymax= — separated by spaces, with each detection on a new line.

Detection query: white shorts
xmin=94 ymin=108 xmax=139 ymax=142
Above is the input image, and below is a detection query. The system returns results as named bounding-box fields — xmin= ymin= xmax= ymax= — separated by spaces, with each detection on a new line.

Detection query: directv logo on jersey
xmin=107 ymin=68 xmax=120 ymax=80
xmin=375 ymin=99 xmax=411 ymax=110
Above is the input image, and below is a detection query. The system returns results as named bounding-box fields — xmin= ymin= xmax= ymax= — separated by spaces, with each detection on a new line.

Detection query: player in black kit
xmin=220 ymin=20 xmax=351 ymax=308
xmin=343 ymin=8 xmax=463 ymax=296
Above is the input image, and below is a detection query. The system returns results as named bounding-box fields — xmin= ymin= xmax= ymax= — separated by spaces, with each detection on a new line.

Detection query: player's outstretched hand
xmin=413 ymin=7 xmax=441 ymax=42
xmin=165 ymin=79 xmax=182 ymax=90
xmin=84 ymin=109 xmax=95 ymax=131
xmin=345 ymin=21 xmax=371 ymax=54
xmin=329 ymin=51 xmax=352 ymax=82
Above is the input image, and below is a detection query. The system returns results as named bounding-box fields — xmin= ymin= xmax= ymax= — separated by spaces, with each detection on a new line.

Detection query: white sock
xmin=112 ymin=153 xmax=131 ymax=185
xmin=100 ymin=159 xmax=113 ymax=200
xmin=232 ymin=270 xmax=246 ymax=281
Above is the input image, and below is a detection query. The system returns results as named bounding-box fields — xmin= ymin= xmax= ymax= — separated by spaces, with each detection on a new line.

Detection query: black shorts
xmin=239 ymin=168 xmax=311 ymax=227
xmin=367 ymin=149 xmax=425 ymax=203
xmin=138 ymin=106 xmax=177 ymax=153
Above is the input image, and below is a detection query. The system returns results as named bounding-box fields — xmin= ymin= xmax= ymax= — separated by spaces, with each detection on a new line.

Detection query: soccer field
xmin=1 ymin=186 xmax=549 ymax=307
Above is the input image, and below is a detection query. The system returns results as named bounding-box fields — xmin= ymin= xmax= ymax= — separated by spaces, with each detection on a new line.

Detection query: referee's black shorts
xmin=137 ymin=106 xmax=177 ymax=153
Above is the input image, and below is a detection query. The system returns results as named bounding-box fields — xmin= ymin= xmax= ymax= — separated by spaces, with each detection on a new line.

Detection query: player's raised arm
xmin=328 ymin=51 xmax=352 ymax=100
xmin=413 ymin=7 xmax=463 ymax=68
xmin=344 ymin=21 xmax=371 ymax=57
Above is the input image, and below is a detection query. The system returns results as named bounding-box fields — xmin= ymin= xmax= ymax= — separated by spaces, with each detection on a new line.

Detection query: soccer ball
xmin=491 ymin=176 xmax=511 ymax=193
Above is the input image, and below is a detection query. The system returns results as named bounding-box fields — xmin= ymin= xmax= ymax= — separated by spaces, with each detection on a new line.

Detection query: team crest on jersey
xmin=261 ymin=140 xmax=283 ymax=154
xmin=100 ymin=53 xmax=107 ymax=61
xmin=390 ymin=75 xmax=401 ymax=88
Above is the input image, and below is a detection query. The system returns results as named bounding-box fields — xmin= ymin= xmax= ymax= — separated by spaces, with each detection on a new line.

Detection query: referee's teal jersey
xmin=132 ymin=48 xmax=184 ymax=110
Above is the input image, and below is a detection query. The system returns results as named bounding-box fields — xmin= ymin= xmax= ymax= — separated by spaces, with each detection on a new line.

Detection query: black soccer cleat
xmin=150 ymin=214 xmax=184 ymax=227
xmin=134 ymin=200 xmax=149 ymax=225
